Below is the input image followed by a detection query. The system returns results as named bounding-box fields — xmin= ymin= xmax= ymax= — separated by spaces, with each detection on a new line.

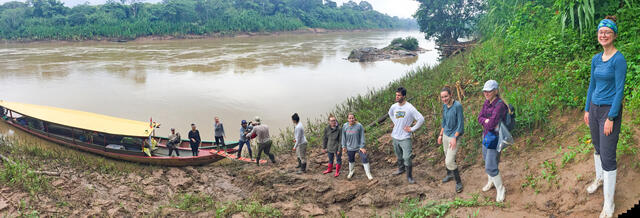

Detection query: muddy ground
xmin=1 ymin=111 xmax=639 ymax=217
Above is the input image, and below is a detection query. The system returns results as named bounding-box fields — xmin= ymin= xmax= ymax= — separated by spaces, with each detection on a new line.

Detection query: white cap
xmin=254 ymin=116 xmax=261 ymax=123
xmin=483 ymin=80 xmax=499 ymax=91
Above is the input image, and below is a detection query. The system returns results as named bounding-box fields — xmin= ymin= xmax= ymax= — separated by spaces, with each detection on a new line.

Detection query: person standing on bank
xmin=583 ymin=16 xmax=627 ymax=218
xmin=292 ymin=113 xmax=308 ymax=174
xmin=389 ymin=87 xmax=424 ymax=184
xmin=478 ymin=80 xmax=507 ymax=202
xmin=214 ymin=117 xmax=225 ymax=151
xmin=167 ymin=128 xmax=181 ymax=157
xmin=188 ymin=124 xmax=201 ymax=156
xmin=246 ymin=116 xmax=276 ymax=165
xmin=437 ymin=87 xmax=464 ymax=193
xmin=342 ymin=113 xmax=373 ymax=180
xmin=322 ymin=114 xmax=342 ymax=177
xmin=237 ymin=120 xmax=253 ymax=160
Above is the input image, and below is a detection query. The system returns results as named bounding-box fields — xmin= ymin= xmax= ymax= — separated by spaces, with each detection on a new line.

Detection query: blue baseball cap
xmin=241 ymin=120 xmax=247 ymax=124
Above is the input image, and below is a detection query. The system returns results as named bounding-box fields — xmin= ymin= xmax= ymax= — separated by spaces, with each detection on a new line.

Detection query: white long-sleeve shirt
xmin=293 ymin=122 xmax=307 ymax=149
xmin=388 ymin=102 xmax=425 ymax=140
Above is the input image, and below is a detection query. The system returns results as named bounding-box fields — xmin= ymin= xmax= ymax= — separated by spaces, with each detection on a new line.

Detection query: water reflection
xmin=0 ymin=31 xmax=440 ymax=139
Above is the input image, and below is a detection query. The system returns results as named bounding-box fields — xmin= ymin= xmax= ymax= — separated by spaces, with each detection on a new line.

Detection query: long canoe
xmin=0 ymin=100 xmax=265 ymax=166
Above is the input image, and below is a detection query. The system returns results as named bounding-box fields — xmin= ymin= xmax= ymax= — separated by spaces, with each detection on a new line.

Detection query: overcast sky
xmin=0 ymin=0 xmax=419 ymax=18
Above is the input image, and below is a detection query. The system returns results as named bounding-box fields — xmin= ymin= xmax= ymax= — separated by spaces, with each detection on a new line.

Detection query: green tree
xmin=358 ymin=1 xmax=373 ymax=11
xmin=325 ymin=0 xmax=337 ymax=8
xmin=414 ymin=0 xmax=484 ymax=44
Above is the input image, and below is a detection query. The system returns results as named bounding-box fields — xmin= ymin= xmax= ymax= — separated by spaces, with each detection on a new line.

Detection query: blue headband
xmin=598 ymin=19 xmax=618 ymax=34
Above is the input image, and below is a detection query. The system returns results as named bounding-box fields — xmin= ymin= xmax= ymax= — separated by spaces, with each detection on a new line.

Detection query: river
xmin=0 ymin=30 xmax=439 ymax=140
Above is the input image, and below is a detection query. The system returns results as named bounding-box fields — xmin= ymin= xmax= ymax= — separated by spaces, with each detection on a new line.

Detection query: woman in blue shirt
xmin=583 ymin=16 xmax=627 ymax=218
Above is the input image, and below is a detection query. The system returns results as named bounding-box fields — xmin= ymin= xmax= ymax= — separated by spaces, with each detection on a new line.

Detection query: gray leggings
xmin=589 ymin=103 xmax=622 ymax=171
xmin=482 ymin=145 xmax=500 ymax=177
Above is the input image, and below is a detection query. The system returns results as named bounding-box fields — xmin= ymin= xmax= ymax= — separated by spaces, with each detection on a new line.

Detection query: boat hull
xmin=2 ymin=119 xmax=227 ymax=167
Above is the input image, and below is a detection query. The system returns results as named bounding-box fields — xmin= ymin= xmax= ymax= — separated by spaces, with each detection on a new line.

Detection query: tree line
xmin=0 ymin=0 xmax=417 ymax=41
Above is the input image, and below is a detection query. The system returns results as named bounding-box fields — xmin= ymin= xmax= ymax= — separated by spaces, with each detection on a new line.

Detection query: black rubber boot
xmin=297 ymin=163 xmax=307 ymax=174
xmin=453 ymin=168 xmax=463 ymax=193
xmin=406 ymin=165 xmax=415 ymax=184
xmin=256 ymin=157 xmax=260 ymax=166
xmin=392 ymin=161 xmax=406 ymax=175
xmin=295 ymin=158 xmax=302 ymax=168
xmin=442 ymin=169 xmax=453 ymax=183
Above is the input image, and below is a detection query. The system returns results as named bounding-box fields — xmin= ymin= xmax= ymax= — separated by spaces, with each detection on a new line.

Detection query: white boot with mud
xmin=363 ymin=163 xmax=373 ymax=180
xmin=600 ymin=170 xmax=616 ymax=218
xmin=493 ymin=173 xmax=505 ymax=202
xmin=482 ymin=174 xmax=493 ymax=192
xmin=347 ymin=162 xmax=355 ymax=179
xmin=587 ymin=153 xmax=603 ymax=194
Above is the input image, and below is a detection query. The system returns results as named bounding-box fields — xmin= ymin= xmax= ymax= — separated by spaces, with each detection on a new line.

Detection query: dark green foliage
xmin=389 ymin=36 xmax=419 ymax=51
xmin=414 ymin=0 xmax=484 ymax=44
xmin=0 ymin=0 xmax=415 ymax=40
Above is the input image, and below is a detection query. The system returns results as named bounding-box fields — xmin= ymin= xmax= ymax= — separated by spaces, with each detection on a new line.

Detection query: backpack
xmin=498 ymin=99 xmax=516 ymax=131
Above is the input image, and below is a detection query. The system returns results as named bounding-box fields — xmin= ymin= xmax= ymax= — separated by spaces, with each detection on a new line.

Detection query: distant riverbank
xmin=0 ymin=28 xmax=415 ymax=44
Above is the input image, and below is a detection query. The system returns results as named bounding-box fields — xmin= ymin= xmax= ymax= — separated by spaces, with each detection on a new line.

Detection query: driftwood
xmin=439 ymin=41 xmax=477 ymax=57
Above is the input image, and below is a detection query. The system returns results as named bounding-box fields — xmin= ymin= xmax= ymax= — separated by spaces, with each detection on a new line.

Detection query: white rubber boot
xmin=599 ymin=170 xmax=616 ymax=218
xmin=482 ymin=174 xmax=493 ymax=192
xmin=587 ymin=153 xmax=603 ymax=194
xmin=363 ymin=163 xmax=373 ymax=180
xmin=347 ymin=162 xmax=355 ymax=179
xmin=493 ymin=173 xmax=505 ymax=202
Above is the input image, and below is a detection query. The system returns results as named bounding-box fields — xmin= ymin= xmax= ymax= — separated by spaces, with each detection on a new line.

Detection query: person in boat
xmin=389 ymin=87 xmax=424 ymax=184
xmin=342 ymin=112 xmax=373 ymax=180
xmin=292 ymin=113 xmax=308 ymax=174
xmin=167 ymin=128 xmax=181 ymax=157
xmin=237 ymin=120 xmax=253 ymax=160
xmin=478 ymin=80 xmax=507 ymax=203
xmin=584 ymin=16 xmax=627 ymax=218
xmin=245 ymin=116 xmax=276 ymax=165
xmin=322 ymin=114 xmax=342 ymax=177
xmin=188 ymin=124 xmax=201 ymax=156
xmin=214 ymin=116 xmax=226 ymax=151
xmin=437 ymin=86 xmax=464 ymax=193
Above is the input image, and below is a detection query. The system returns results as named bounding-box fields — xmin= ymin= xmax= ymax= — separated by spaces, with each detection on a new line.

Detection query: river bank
xmin=0 ymin=28 xmax=412 ymax=44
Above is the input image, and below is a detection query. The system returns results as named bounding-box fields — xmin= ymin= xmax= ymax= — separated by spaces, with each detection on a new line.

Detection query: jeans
xmin=328 ymin=151 xmax=342 ymax=165
xmin=347 ymin=150 xmax=368 ymax=163
xmin=482 ymin=145 xmax=500 ymax=177
xmin=237 ymin=140 xmax=252 ymax=158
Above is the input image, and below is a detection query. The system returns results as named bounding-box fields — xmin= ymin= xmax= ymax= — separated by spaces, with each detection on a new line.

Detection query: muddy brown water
xmin=0 ymin=30 xmax=439 ymax=140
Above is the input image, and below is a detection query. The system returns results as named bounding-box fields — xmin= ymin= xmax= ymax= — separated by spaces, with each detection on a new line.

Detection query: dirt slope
xmin=1 ymin=111 xmax=639 ymax=217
